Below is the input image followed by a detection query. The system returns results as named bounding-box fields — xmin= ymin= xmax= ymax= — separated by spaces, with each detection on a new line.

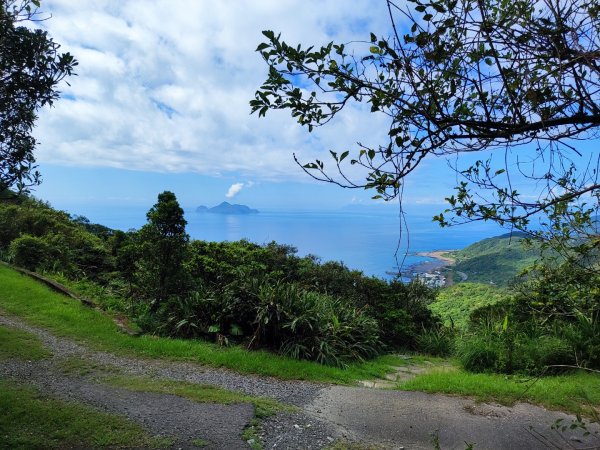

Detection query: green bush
xmin=559 ymin=312 xmax=600 ymax=369
xmin=429 ymin=283 xmax=510 ymax=329
xmin=255 ymin=282 xmax=380 ymax=366
xmin=185 ymin=238 xmax=437 ymax=351
xmin=9 ymin=235 xmax=51 ymax=271
xmin=458 ymin=328 xmax=575 ymax=375
xmin=415 ymin=327 xmax=455 ymax=357
xmin=458 ymin=333 xmax=503 ymax=372
xmin=144 ymin=279 xmax=381 ymax=367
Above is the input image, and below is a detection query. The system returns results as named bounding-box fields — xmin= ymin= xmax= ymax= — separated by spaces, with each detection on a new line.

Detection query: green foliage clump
xmin=429 ymin=283 xmax=509 ymax=329
xmin=0 ymin=198 xmax=113 ymax=279
xmin=458 ymin=328 xmax=574 ymax=375
xmin=145 ymin=279 xmax=381 ymax=368
xmin=415 ymin=326 xmax=455 ymax=357
xmin=459 ymin=260 xmax=600 ymax=375
xmin=8 ymin=234 xmax=51 ymax=271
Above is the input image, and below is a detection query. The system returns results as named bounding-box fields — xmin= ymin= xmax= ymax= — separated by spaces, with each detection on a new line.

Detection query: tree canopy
xmin=0 ymin=0 xmax=76 ymax=193
xmin=252 ymin=0 xmax=599 ymax=246
xmin=138 ymin=191 xmax=190 ymax=308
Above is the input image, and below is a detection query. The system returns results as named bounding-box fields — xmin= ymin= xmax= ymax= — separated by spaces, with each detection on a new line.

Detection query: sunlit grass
xmin=398 ymin=365 xmax=600 ymax=415
xmin=0 ymin=265 xmax=400 ymax=383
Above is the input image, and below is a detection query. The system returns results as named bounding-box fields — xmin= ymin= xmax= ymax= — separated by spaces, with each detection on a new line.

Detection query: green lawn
xmin=0 ymin=265 xmax=398 ymax=383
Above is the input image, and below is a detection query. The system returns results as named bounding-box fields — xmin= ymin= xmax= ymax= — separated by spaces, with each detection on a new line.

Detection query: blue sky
xmin=29 ymin=0 xmax=460 ymax=216
xmin=29 ymin=0 xmax=597 ymax=225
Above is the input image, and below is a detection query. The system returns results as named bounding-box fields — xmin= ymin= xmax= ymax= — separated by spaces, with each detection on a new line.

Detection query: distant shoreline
xmin=408 ymin=250 xmax=457 ymax=274
xmin=416 ymin=250 xmax=456 ymax=264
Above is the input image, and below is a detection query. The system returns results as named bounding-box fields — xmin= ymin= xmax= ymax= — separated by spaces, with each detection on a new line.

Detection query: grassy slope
xmin=0 ymin=265 xmax=398 ymax=383
xmin=429 ymin=283 xmax=510 ymax=329
xmin=451 ymin=233 xmax=541 ymax=285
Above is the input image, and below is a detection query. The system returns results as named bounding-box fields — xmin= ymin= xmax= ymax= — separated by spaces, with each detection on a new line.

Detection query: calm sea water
xmin=72 ymin=206 xmax=504 ymax=279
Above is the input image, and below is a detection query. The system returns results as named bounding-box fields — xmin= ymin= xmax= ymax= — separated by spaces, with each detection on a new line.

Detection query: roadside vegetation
xmin=395 ymin=359 xmax=599 ymax=416
xmin=0 ymin=264 xmax=402 ymax=383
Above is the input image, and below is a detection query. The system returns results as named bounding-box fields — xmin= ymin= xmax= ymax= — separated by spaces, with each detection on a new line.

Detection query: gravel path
xmin=2 ymin=313 xmax=599 ymax=450
xmin=0 ymin=313 xmax=341 ymax=449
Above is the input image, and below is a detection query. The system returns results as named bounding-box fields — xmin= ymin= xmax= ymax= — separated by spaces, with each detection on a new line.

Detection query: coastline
xmin=416 ymin=250 xmax=456 ymax=264
xmin=409 ymin=250 xmax=457 ymax=274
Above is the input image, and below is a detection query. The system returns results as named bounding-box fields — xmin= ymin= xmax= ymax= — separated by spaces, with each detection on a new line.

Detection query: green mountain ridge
xmin=449 ymin=233 xmax=542 ymax=286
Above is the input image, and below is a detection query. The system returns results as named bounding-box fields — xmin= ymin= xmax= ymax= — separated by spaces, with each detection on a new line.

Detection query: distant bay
xmin=68 ymin=205 xmax=505 ymax=279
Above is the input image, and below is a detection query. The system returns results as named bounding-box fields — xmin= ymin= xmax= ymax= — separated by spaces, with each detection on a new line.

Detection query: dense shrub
xmin=0 ymin=199 xmax=115 ymax=280
xmin=458 ymin=333 xmax=502 ymax=373
xmin=459 ymin=259 xmax=600 ymax=375
xmin=429 ymin=283 xmax=509 ymax=329
xmin=415 ymin=326 xmax=455 ymax=357
xmin=143 ymin=279 xmax=380 ymax=367
xmin=185 ymin=239 xmax=437 ymax=350
xmin=458 ymin=329 xmax=575 ymax=375
xmin=254 ymin=282 xmax=380 ymax=366
xmin=9 ymin=235 xmax=51 ymax=271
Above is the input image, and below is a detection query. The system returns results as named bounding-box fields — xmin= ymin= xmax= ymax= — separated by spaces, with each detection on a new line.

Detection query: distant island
xmin=196 ymin=201 xmax=259 ymax=215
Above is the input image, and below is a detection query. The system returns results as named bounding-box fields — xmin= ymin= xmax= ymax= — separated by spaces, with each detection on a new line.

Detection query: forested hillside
xmin=450 ymin=233 xmax=542 ymax=286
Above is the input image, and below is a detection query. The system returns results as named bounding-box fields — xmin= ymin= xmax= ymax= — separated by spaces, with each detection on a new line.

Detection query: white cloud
xmin=33 ymin=0 xmax=394 ymax=182
xmin=225 ymin=183 xmax=245 ymax=199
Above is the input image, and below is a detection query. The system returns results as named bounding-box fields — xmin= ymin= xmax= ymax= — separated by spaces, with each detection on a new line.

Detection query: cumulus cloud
xmin=225 ymin=183 xmax=245 ymax=199
xmin=33 ymin=0 xmax=393 ymax=182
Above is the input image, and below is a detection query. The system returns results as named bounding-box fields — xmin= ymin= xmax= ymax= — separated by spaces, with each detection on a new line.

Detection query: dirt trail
xmin=1 ymin=313 xmax=598 ymax=450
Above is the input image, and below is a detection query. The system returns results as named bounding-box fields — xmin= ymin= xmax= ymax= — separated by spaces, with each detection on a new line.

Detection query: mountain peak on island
xmin=196 ymin=202 xmax=259 ymax=215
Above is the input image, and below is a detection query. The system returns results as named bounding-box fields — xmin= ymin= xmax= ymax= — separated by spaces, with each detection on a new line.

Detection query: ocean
xmin=71 ymin=206 xmax=504 ymax=279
